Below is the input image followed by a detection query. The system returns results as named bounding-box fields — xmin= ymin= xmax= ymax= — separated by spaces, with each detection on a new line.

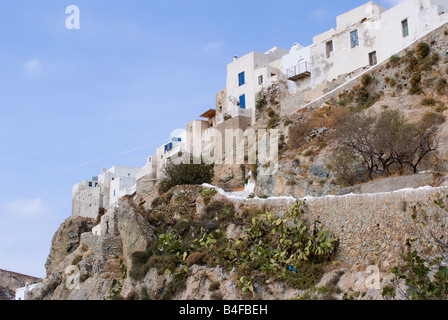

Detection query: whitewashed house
xmin=72 ymin=165 xmax=140 ymax=219
xmin=15 ymin=283 xmax=39 ymax=300
xmin=282 ymin=0 xmax=448 ymax=106
xmin=221 ymin=46 xmax=289 ymax=125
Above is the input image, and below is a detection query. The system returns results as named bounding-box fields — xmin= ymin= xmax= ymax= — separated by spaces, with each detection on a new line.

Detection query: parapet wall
xmin=216 ymin=185 xmax=448 ymax=270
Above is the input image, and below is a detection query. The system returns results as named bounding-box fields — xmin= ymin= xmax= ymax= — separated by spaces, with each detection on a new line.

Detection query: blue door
xmin=239 ymin=94 xmax=246 ymax=109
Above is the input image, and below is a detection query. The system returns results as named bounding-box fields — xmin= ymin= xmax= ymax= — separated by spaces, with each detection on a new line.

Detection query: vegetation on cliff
xmin=159 ymin=156 xmax=215 ymax=194
xmin=130 ymin=196 xmax=338 ymax=299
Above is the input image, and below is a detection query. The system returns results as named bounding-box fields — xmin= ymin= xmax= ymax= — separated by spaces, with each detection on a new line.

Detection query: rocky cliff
xmin=30 ymin=23 xmax=448 ymax=301
xmin=0 ymin=269 xmax=41 ymax=300
xmin=29 ymin=182 xmax=448 ymax=301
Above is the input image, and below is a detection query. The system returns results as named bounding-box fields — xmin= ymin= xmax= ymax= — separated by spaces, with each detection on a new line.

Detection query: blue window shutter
xmin=238 ymin=72 xmax=245 ymax=86
xmin=239 ymin=94 xmax=246 ymax=109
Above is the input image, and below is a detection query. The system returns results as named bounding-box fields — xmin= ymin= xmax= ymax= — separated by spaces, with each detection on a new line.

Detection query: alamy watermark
xmin=66 ymin=5 xmax=80 ymax=30
xmin=65 ymin=265 xmax=80 ymax=290
xmin=169 ymin=128 xmax=279 ymax=176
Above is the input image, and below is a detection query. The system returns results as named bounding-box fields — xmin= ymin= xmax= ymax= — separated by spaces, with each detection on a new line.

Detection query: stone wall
xmin=213 ymin=185 xmax=448 ymax=271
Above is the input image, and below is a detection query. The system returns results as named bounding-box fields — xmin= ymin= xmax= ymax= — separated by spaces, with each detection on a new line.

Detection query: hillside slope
xmin=0 ymin=269 xmax=41 ymax=300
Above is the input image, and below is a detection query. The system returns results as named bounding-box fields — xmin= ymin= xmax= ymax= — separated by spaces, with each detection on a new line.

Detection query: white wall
xmin=310 ymin=1 xmax=384 ymax=89
xmin=282 ymin=0 xmax=448 ymax=100
xmin=15 ymin=283 xmax=39 ymax=300
xmin=282 ymin=44 xmax=312 ymax=92
xmin=72 ymin=184 xmax=102 ymax=219
xmin=379 ymin=0 xmax=448 ymax=61
xmin=225 ymin=47 xmax=288 ymax=124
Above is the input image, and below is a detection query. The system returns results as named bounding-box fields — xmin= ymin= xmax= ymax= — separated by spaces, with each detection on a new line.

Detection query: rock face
xmin=32 ymin=182 xmax=448 ymax=301
xmin=45 ymin=216 xmax=94 ymax=276
xmin=117 ymin=200 xmax=156 ymax=270
xmin=0 ymin=269 xmax=41 ymax=300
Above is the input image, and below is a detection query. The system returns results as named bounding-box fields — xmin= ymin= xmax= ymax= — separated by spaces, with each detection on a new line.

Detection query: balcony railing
xmin=286 ymin=62 xmax=311 ymax=81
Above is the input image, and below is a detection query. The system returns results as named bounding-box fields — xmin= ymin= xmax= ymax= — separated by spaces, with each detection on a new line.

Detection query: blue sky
xmin=0 ymin=0 xmax=402 ymax=278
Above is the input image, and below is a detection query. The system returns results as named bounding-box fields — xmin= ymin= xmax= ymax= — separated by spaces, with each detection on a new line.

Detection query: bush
xmin=267 ymin=108 xmax=276 ymax=118
xmin=389 ymin=55 xmax=401 ymax=66
xmin=409 ymin=86 xmax=423 ymax=95
xmin=421 ymin=98 xmax=436 ymax=106
xmin=267 ymin=116 xmax=279 ymax=129
xmin=421 ymin=111 xmax=446 ymax=126
xmin=256 ymin=97 xmax=266 ymax=111
xmin=361 ymin=73 xmax=373 ymax=86
xmin=415 ymin=42 xmax=430 ymax=60
xmin=200 ymin=188 xmax=217 ymax=205
xmin=382 ymin=195 xmax=448 ymax=300
xmin=410 ymin=71 xmax=422 ymax=87
xmin=158 ymin=156 xmax=215 ymax=194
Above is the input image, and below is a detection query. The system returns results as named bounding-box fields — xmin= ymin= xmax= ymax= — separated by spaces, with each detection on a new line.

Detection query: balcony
xmin=286 ymin=62 xmax=311 ymax=81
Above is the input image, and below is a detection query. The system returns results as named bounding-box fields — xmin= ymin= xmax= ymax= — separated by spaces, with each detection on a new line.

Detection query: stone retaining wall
xmin=216 ymin=186 xmax=448 ymax=270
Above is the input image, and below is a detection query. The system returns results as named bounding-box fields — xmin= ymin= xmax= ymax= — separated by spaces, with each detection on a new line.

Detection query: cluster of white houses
xmin=71 ymin=0 xmax=448 ymax=222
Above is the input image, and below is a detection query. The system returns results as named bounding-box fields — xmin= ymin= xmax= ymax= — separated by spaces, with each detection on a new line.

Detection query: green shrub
xmin=256 ymin=97 xmax=266 ymax=111
xmin=200 ymin=188 xmax=217 ymax=205
xmin=361 ymin=73 xmax=373 ymax=86
xmin=284 ymin=119 xmax=293 ymax=126
xmin=159 ymin=156 xmax=214 ymax=194
xmin=389 ymin=55 xmax=401 ymax=66
xmin=382 ymin=195 xmax=448 ymax=300
xmin=431 ymin=52 xmax=440 ymax=64
xmin=410 ymin=71 xmax=422 ymax=87
xmin=421 ymin=98 xmax=436 ymax=106
xmin=303 ymin=149 xmax=314 ymax=157
xmin=72 ymin=255 xmax=83 ymax=266
xmin=409 ymin=86 xmax=423 ymax=95
xmin=267 ymin=108 xmax=276 ymax=118
xmin=415 ymin=42 xmax=430 ymax=60
xmin=267 ymin=117 xmax=279 ymax=129
xmin=421 ymin=111 xmax=446 ymax=125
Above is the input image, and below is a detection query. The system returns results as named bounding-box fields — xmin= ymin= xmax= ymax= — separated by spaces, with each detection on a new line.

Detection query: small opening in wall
xmin=326 ymin=40 xmax=334 ymax=58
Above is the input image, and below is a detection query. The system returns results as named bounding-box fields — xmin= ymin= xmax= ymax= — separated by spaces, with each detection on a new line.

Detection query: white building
xmin=15 ymin=283 xmax=39 ymax=300
xmin=127 ymin=0 xmax=448 ymax=202
xmin=72 ymin=165 xmax=140 ymax=219
xmin=221 ymin=46 xmax=289 ymax=125
xmin=282 ymin=0 xmax=448 ymax=104
xmin=72 ymin=178 xmax=102 ymax=219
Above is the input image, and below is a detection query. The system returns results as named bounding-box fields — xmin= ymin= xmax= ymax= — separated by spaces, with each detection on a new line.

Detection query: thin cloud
xmin=202 ymin=41 xmax=225 ymax=52
xmin=23 ymin=59 xmax=42 ymax=78
xmin=61 ymin=138 xmax=168 ymax=172
xmin=309 ymin=8 xmax=330 ymax=21
xmin=2 ymin=198 xmax=51 ymax=218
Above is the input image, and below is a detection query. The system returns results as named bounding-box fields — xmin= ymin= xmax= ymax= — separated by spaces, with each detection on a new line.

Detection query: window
xmin=350 ymin=30 xmax=359 ymax=48
xmin=326 ymin=40 xmax=334 ymax=58
xmin=369 ymin=51 xmax=377 ymax=66
xmin=238 ymin=72 xmax=245 ymax=86
xmin=164 ymin=142 xmax=173 ymax=153
xmin=239 ymin=94 xmax=246 ymax=109
xmin=88 ymin=182 xmax=92 ymax=187
xmin=258 ymin=75 xmax=263 ymax=85
xmin=402 ymin=19 xmax=409 ymax=38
